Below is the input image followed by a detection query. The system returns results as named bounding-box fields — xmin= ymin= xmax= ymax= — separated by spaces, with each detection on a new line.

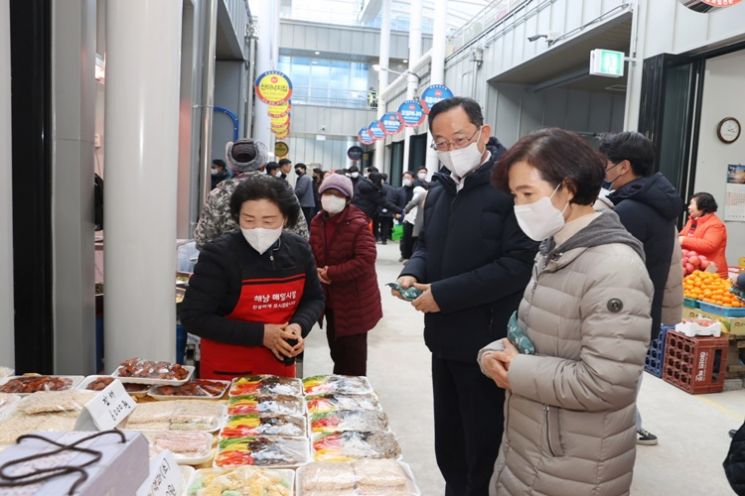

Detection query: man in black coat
xmin=599 ymin=131 xmax=684 ymax=446
xmin=393 ymin=97 xmax=537 ymax=496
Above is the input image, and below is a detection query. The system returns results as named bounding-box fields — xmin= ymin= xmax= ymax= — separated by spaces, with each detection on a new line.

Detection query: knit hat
xmin=319 ymin=174 xmax=354 ymax=199
xmin=225 ymin=139 xmax=268 ymax=173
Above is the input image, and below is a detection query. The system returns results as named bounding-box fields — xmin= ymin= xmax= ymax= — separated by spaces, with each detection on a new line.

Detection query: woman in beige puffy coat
xmin=480 ymin=129 xmax=653 ymax=496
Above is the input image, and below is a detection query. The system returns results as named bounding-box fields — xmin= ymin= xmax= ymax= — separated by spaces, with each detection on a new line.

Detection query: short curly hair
xmin=691 ymin=192 xmax=718 ymax=214
xmin=229 ymin=175 xmax=300 ymax=226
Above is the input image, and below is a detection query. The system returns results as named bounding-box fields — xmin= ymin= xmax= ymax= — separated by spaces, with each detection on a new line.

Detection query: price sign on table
xmin=76 ymin=379 xmax=136 ymax=431
xmin=136 ymin=451 xmax=183 ymax=496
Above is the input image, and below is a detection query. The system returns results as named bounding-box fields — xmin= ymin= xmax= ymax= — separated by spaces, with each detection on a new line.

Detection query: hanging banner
xmin=358 ymin=127 xmax=374 ymax=145
xmin=276 ymin=129 xmax=290 ymax=139
xmin=271 ymin=122 xmax=290 ymax=132
xmin=379 ymin=112 xmax=405 ymax=136
xmin=255 ymin=70 xmax=293 ymax=105
xmin=398 ymin=100 xmax=426 ymax=127
xmin=268 ymin=101 xmax=291 ymax=118
xmin=275 ymin=141 xmax=289 ymax=158
xmin=347 ymin=146 xmax=364 ymax=161
xmin=368 ymin=121 xmax=385 ymax=141
xmin=419 ymin=84 xmax=454 ymax=114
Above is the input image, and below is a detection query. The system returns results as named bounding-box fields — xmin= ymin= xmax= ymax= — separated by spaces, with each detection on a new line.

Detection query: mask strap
xmin=549 ymin=182 xmax=571 ymax=216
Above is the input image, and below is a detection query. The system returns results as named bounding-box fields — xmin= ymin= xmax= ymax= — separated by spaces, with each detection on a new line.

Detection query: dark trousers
xmin=301 ymin=207 xmax=314 ymax=227
xmin=432 ymin=356 xmax=505 ymax=496
xmin=379 ymin=217 xmax=393 ymax=243
xmin=400 ymin=222 xmax=415 ymax=259
xmin=325 ymin=310 xmax=368 ymax=376
xmin=372 ymin=216 xmax=380 ymax=241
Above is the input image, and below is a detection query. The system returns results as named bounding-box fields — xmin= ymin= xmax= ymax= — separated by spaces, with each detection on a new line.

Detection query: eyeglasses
xmin=431 ymin=127 xmax=482 ymax=151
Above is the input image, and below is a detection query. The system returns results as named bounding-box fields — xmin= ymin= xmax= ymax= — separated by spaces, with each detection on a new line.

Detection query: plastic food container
xmin=303 ymin=375 xmax=373 ymax=396
xmin=214 ymin=436 xmax=310 ymax=468
xmin=221 ymin=414 xmax=307 ymax=438
xmin=186 ymin=467 xmax=294 ymax=496
xmin=148 ymin=380 xmax=230 ymax=400
xmin=296 ymin=459 xmax=421 ymax=495
xmin=0 ymin=375 xmax=84 ymax=396
xmin=143 ymin=430 xmax=214 ymax=466
xmin=227 ymin=394 xmax=306 ymax=417
xmin=77 ymin=375 xmax=151 ymax=397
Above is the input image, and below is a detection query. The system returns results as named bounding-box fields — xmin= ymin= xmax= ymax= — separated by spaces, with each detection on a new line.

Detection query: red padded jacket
xmin=309 ymin=205 xmax=382 ymax=337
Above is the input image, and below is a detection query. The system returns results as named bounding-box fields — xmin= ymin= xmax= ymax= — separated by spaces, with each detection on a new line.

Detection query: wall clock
xmin=717 ymin=117 xmax=741 ymax=144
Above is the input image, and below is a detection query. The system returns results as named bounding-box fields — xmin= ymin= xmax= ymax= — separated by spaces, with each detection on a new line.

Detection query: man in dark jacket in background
xmin=599 ymin=131 xmax=684 ymax=446
xmin=294 ymin=162 xmax=316 ymax=225
xmin=393 ymin=97 xmax=537 ymax=496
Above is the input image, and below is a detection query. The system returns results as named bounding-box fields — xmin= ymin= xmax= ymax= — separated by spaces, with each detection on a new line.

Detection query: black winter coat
xmin=608 ymin=172 xmax=684 ymax=339
xmin=725 ymin=420 xmax=745 ymax=496
xmin=352 ymin=177 xmax=402 ymax=219
xmin=180 ymin=231 xmax=325 ymax=344
xmin=400 ymin=145 xmax=538 ymax=362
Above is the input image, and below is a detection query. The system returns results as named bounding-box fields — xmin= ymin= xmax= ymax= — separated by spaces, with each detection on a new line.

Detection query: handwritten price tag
xmin=136 ymin=451 xmax=183 ymax=496
xmin=84 ymin=379 xmax=136 ymax=430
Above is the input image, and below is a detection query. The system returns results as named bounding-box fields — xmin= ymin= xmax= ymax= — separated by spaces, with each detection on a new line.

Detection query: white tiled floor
xmin=303 ymin=241 xmax=744 ymax=496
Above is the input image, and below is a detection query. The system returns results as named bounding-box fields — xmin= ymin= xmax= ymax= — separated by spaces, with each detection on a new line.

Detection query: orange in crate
xmin=662 ymin=330 xmax=728 ymax=394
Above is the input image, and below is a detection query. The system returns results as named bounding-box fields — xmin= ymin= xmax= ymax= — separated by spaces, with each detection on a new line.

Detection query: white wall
xmin=692 ymin=49 xmax=745 ymax=267
xmin=286 ymin=135 xmax=357 ymax=170
xmin=626 ymin=0 xmax=745 ymax=129
xmin=0 ymin=0 xmax=14 ymax=368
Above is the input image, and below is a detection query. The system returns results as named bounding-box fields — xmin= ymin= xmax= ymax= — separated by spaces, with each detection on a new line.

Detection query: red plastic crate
xmin=662 ymin=330 xmax=728 ymax=394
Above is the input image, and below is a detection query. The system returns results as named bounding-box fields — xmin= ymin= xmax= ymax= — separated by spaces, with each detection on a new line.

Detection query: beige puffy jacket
xmin=489 ymin=211 xmax=653 ymax=496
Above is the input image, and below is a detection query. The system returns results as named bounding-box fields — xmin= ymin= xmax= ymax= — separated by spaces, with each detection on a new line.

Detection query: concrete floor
xmin=303 ymin=242 xmax=744 ymax=496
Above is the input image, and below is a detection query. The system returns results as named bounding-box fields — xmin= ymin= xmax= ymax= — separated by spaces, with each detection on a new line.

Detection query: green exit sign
xmin=589 ymin=49 xmax=625 ymax=78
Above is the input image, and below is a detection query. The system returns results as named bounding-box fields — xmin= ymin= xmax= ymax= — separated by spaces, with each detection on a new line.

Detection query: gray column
xmin=253 ymin=0 xmax=280 ymax=151
xmin=51 ymin=0 xmax=97 ymax=374
xmin=0 ymin=0 xmax=14 ymax=368
xmin=425 ymin=0 xmax=448 ymax=172
xmin=104 ymin=0 xmax=182 ymax=368
xmin=403 ymin=0 xmax=422 ymax=172
xmin=374 ymin=0 xmax=391 ymax=172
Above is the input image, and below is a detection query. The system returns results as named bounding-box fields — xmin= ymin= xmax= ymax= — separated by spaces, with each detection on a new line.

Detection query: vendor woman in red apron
xmin=180 ymin=175 xmax=325 ymax=379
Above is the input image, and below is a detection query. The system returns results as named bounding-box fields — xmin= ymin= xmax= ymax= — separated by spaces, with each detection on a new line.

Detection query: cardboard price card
xmin=136 ymin=451 xmax=183 ymax=496
xmin=81 ymin=379 xmax=136 ymax=431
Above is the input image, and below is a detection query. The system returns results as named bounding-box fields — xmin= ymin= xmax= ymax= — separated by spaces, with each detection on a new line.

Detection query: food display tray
xmin=112 ymin=365 xmax=194 ymax=386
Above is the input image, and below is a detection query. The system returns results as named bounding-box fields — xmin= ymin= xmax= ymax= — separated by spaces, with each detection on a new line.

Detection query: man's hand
xmin=262 ymin=322 xmax=295 ymax=360
xmin=318 ymin=266 xmax=331 ymax=285
xmin=391 ymin=275 xmax=418 ymax=301
xmin=412 ymin=283 xmax=441 ymax=313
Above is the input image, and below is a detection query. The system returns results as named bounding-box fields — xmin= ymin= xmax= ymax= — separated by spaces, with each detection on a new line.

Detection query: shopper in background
xmin=346 ymin=164 xmax=361 ymax=181
xmin=398 ymin=171 xmax=417 ymax=261
xmin=401 ymin=180 xmax=428 ymax=262
xmin=598 ymin=131 xmax=684 ymax=446
xmin=393 ymin=97 xmax=537 ymax=496
xmin=309 ymin=174 xmax=382 ymax=376
xmin=294 ymin=162 xmax=316 ymax=226
xmin=680 ymin=192 xmax=729 ymax=278
xmin=351 ymin=169 xmax=402 ymax=227
xmin=312 ymin=166 xmax=324 ymax=216
xmin=278 ymin=158 xmax=293 ymax=181
xmin=211 ymin=159 xmax=229 ymax=190
xmin=378 ymin=173 xmax=399 ymax=244
xmin=416 ymin=166 xmax=430 ymax=187
xmin=193 ymin=139 xmax=309 ymax=249
xmin=181 ymin=176 xmax=324 ymax=379
xmin=266 ymin=161 xmax=281 ymax=178
xmin=483 ymin=128 xmax=653 ymax=496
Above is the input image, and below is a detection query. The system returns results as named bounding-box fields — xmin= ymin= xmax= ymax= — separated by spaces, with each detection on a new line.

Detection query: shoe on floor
xmin=637 ymin=429 xmax=658 ymax=445
xmin=730 ymin=429 xmax=737 ymax=438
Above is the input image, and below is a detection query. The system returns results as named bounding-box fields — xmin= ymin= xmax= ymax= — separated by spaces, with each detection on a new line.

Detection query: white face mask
xmin=513 ymin=184 xmax=568 ymax=242
xmin=321 ymin=195 xmax=347 ymax=215
xmin=241 ymin=226 xmax=283 ymax=254
xmin=211 ymin=167 xmax=218 ymax=175
xmin=402 ymin=178 xmax=413 ymax=187
xmin=437 ymin=130 xmax=484 ymax=178
xmin=417 ymin=172 xmax=427 ymax=181
xmin=350 ymin=172 xmax=360 ymax=179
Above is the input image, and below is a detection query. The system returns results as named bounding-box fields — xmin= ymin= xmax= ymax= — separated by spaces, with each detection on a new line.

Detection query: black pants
xmin=379 ymin=217 xmax=393 ymax=243
xmin=325 ymin=310 xmax=368 ymax=376
xmin=301 ymin=207 xmax=314 ymax=227
xmin=432 ymin=356 xmax=505 ymax=496
xmin=400 ymin=222 xmax=415 ymax=259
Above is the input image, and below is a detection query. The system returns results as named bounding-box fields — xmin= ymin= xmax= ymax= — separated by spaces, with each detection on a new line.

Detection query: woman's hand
xmin=284 ymin=323 xmax=305 ymax=357
xmin=412 ymin=283 xmax=441 ymax=313
xmin=263 ymin=322 xmax=296 ymax=360
xmin=318 ymin=266 xmax=331 ymax=285
xmin=482 ymin=339 xmax=519 ymax=389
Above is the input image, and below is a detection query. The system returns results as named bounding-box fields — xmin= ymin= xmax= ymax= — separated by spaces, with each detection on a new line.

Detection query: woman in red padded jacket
xmin=680 ymin=192 xmax=728 ymax=279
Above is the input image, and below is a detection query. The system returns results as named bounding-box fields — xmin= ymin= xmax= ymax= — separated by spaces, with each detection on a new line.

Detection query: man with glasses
xmin=392 ymin=97 xmax=536 ymax=495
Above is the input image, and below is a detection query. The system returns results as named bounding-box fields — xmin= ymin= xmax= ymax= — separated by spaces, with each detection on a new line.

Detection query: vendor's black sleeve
xmin=291 ymin=242 xmax=325 ymax=336
xmin=179 ymin=243 xmax=265 ymax=346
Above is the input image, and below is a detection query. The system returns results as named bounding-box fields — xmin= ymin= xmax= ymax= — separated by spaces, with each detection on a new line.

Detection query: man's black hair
xmin=229 ymin=174 xmax=300 ymax=226
xmin=428 ymin=97 xmax=484 ymax=132
xmin=599 ymin=131 xmax=655 ymax=177
xmin=212 ymin=159 xmax=226 ymax=169
xmin=278 ymin=158 xmax=292 ymax=167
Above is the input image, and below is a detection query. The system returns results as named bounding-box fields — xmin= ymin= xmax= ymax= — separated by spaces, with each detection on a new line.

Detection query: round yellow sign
xmin=271 ymin=114 xmax=290 ymax=127
xmin=268 ymin=102 xmax=291 ymax=118
xmin=255 ymin=71 xmax=292 ymax=105
xmin=275 ymin=141 xmax=289 ymax=158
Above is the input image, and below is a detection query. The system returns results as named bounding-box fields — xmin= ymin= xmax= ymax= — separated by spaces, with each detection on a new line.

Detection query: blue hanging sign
xmin=379 ymin=112 xmax=405 ymax=136
xmin=368 ymin=121 xmax=385 ymax=140
xmin=358 ymin=127 xmax=374 ymax=145
xmin=419 ymin=84 xmax=454 ymax=114
xmin=398 ymin=100 xmax=426 ymax=127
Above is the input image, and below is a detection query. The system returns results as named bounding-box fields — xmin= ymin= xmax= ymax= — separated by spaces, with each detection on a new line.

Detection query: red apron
xmin=200 ymin=274 xmax=305 ymax=380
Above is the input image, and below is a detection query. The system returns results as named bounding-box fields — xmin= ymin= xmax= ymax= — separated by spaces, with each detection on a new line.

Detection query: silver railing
xmin=446 ymin=0 xmax=529 ymax=56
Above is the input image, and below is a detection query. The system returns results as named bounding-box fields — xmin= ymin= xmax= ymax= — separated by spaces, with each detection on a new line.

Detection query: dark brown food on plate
xmin=0 ymin=376 xmax=73 ymax=394
xmin=124 ymin=383 xmax=150 ymax=393
xmin=86 ymin=377 xmax=114 ymax=391
xmin=150 ymin=380 xmax=227 ymax=398
xmin=117 ymin=358 xmax=190 ymax=380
